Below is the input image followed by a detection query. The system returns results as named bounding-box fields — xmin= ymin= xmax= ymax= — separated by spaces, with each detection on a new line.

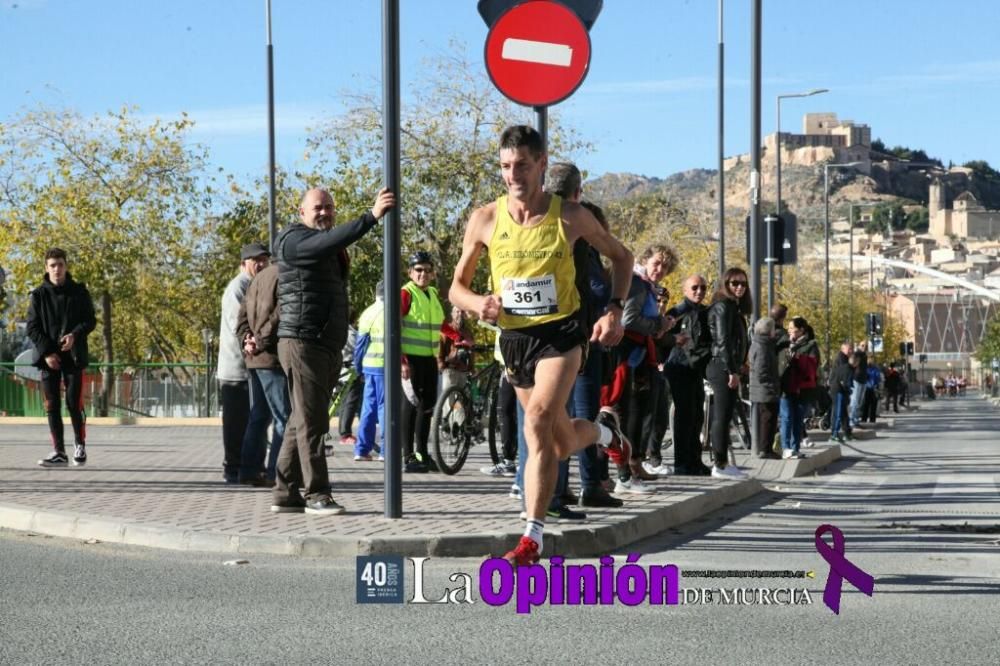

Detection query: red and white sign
xmin=484 ymin=0 xmax=592 ymax=107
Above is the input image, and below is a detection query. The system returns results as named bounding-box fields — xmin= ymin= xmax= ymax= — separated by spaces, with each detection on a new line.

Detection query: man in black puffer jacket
xmin=27 ymin=248 xmax=96 ymax=467
xmin=271 ymin=187 xmax=395 ymax=515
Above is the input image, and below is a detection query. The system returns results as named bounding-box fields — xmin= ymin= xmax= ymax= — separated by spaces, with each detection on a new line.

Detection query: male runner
xmin=449 ymin=125 xmax=634 ymax=565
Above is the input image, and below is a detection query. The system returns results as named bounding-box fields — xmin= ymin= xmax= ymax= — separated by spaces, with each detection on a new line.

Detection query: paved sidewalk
xmin=0 ymin=424 xmax=840 ymax=558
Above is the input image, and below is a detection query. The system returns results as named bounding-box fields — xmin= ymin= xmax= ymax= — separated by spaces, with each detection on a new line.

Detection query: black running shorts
xmin=499 ymin=315 xmax=587 ymax=389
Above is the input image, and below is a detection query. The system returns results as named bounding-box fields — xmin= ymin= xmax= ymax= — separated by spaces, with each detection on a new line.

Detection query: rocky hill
xmin=585 ymin=155 xmax=999 ymax=241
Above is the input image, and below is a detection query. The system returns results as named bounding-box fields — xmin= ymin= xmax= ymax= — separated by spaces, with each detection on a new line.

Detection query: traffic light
xmin=899 ymin=342 xmax=907 ymax=358
xmin=906 ymin=341 xmax=914 ymax=356
xmin=865 ymin=313 xmax=883 ymax=337
xmin=745 ymin=214 xmax=797 ymax=266
xmin=478 ymin=0 xmax=603 ymax=28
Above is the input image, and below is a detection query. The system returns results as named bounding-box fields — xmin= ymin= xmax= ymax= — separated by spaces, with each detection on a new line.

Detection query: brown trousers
xmin=274 ymin=339 xmax=340 ymax=502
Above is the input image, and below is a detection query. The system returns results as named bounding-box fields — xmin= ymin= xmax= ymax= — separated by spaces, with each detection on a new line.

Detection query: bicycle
xmin=431 ymin=346 xmax=502 ymax=475
xmin=699 ymin=379 xmax=750 ymax=470
xmin=324 ymin=365 xmax=359 ymax=446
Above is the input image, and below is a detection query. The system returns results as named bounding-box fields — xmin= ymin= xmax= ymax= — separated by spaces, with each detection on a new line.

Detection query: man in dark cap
xmin=217 ymin=242 xmax=271 ymax=484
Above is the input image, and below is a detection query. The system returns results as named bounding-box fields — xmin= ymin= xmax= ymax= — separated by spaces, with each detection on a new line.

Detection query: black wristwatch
xmin=608 ymin=297 xmax=625 ymax=311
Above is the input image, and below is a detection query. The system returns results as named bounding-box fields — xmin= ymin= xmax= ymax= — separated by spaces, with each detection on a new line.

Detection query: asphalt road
xmin=2 ymin=395 xmax=998 ymax=665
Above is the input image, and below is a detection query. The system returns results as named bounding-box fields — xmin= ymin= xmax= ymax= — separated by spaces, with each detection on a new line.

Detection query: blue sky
xmin=2 ymin=0 xmax=999 ymax=184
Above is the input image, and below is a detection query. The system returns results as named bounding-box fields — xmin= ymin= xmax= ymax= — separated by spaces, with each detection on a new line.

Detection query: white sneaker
xmin=782 ymin=449 xmax=795 ymax=460
xmin=480 ymin=461 xmax=516 ymax=477
xmin=711 ymin=465 xmax=748 ymax=480
xmin=353 ymin=453 xmax=374 ymax=461
xmin=642 ymin=461 xmax=671 ymax=477
xmin=614 ymin=478 xmax=657 ymax=495
xmin=508 ymin=484 xmax=523 ymax=500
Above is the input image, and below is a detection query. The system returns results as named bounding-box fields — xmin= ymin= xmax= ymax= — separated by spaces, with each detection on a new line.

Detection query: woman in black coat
xmin=706 ymin=267 xmax=752 ymax=479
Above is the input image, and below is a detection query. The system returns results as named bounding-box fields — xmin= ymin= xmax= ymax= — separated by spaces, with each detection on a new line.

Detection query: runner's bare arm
xmin=564 ymin=202 xmax=632 ymax=346
xmin=450 ymin=204 xmax=501 ymax=322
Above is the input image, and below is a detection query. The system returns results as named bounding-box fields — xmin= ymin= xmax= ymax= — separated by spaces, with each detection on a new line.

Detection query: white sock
xmin=523 ymin=518 xmax=545 ymax=552
xmin=595 ymin=423 xmax=613 ymax=446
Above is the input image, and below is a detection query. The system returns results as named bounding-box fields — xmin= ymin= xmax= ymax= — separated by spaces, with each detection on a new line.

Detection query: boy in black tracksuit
xmin=26 ymin=248 xmax=97 ymax=466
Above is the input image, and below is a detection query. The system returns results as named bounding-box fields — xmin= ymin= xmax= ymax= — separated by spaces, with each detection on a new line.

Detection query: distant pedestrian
xmin=217 ymin=242 xmax=271 ymax=485
xmin=354 ymin=282 xmax=386 ymax=461
xmin=749 ymin=317 xmax=781 ymax=459
xmin=236 ymin=259 xmax=288 ymax=486
xmin=665 ymin=274 xmax=712 ymax=476
xmin=400 ymin=251 xmax=446 ymax=473
xmin=780 ymin=317 xmax=820 ymax=458
xmin=336 ymin=309 xmax=364 ymax=447
xmin=862 ymin=363 xmax=882 ymax=423
xmin=27 ymin=248 xmax=96 ymax=467
xmin=706 ymin=266 xmax=751 ymax=479
xmin=829 ymin=341 xmax=855 ymax=443
xmin=438 ymin=304 xmax=474 ymax=394
xmin=849 ymin=340 xmax=869 ymax=427
xmin=785 ymin=317 xmax=820 ymax=448
xmin=884 ymin=365 xmax=901 ymax=413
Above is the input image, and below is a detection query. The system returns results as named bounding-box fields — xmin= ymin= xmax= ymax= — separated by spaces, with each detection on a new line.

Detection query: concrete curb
xmin=782 ymin=444 xmax=842 ymax=480
xmin=0 ymin=480 xmax=765 ymax=559
xmin=0 ymin=416 xmax=224 ymax=426
xmin=0 ymin=416 xmax=347 ymax=427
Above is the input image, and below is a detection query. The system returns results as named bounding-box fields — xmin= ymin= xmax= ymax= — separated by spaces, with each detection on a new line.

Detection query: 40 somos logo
xmin=357 ymin=554 xmax=679 ymax=613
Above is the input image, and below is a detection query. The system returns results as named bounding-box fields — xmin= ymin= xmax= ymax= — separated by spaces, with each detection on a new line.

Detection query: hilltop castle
xmin=929 ymin=178 xmax=999 ymax=239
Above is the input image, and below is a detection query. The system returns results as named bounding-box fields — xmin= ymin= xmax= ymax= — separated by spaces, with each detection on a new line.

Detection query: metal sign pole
xmin=265 ymin=0 xmax=277 ymax=253
xmin=717 ymin=0 xmax=726 ymax=279
xmin=535 ymin=106 xmax=548 ymax=152
xmin=382 ymin=0 xmax=402 ymax=518
xmin=748 ymin=0 xmax=762 ymax=324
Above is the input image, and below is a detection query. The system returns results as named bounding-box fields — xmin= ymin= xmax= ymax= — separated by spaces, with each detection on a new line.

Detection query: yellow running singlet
xmin=488 ymin=194 xmax=579 ymax=330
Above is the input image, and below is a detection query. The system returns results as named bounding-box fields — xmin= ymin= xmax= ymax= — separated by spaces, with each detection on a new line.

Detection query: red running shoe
xmin=596 ymin=407 xmax=632 ymax=466
xmin=502 ymin=536 xmax=541 ymax=566
xmin=339 ymin=435 xmax=357 ymax=446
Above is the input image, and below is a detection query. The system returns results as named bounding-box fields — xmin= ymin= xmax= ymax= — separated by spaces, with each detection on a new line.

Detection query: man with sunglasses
xmin=399 ymin=251 xmax=445 ymax=473
xmin=664 ymin=275 xmax=713 ymax=475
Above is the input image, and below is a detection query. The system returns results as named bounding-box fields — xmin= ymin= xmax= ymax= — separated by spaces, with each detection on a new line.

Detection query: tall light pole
xmin=773 ymin=88 xmax=827 ymax=303
xmin=717 ymin=0 xmax=725 ymax=279
xmin=265 ymin=0 xmax=277 ymax=253
xmin=848 ymin=201 xmax=878 ymax=340
xmin=824 ymin=161 xmax=862 ymax=364
xmin=748 ymin=0 xmax=762 ymax=323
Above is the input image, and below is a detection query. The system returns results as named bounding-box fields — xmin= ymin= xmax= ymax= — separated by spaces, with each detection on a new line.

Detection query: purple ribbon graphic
xmin=815 ymin=524 xmax=875 ymax=614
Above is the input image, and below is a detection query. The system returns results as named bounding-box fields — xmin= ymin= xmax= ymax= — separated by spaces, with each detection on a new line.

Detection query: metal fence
xmin=0 ymin=363 xmax=217 ymax=418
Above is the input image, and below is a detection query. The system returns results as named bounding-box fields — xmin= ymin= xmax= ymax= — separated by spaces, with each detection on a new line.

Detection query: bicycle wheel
xmin=433 ymin=385 xmax=473 ymax=475
xmin=731 ymin=400 xmax=752 ymax=450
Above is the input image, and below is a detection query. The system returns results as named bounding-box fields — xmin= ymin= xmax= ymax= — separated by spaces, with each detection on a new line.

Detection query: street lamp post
xmin=717 ymin=0 xmax=725 ymax=279
xmin=848 ymin=201 xmax=878 ymax=340
xmin=824 ymin=161 xmax=862 ymax=363
xmin=773 ymin=88 xmax=828 ymax=306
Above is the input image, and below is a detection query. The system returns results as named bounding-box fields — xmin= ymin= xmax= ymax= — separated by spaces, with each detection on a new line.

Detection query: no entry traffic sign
xmin=485 ymin=0 xmax=592 ymax=107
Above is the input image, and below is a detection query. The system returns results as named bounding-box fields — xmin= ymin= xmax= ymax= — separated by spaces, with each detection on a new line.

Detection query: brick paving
xmin=0 ymin=424 xmax=835 ymax=556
